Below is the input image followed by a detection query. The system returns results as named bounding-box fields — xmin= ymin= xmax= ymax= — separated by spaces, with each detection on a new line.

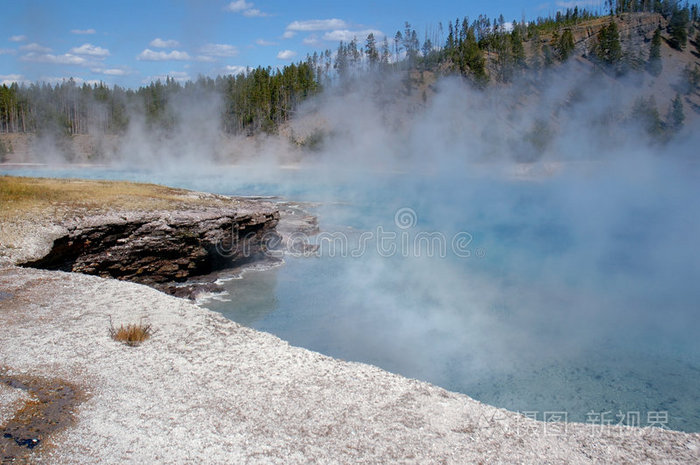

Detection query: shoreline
xmin=0 ymin=175 xmax=317 ymax=300
xmin=1 ymin=177 xmax=699 ymax=463
xmin=1 ymin=266 xmax=698 ymax=464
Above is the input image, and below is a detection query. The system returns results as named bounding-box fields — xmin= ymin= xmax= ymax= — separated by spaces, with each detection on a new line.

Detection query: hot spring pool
xmin=5 ymin=164 xmax=699 ymax=432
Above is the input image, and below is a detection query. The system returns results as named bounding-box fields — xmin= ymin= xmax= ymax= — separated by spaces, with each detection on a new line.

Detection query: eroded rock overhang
xmin=20 ymin=208 xmax=281 ymax=286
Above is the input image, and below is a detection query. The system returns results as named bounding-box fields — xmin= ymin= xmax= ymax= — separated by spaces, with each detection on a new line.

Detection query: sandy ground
xmin=0 ymin=266 xmax=698 ymax=464
xmin=0 ymin=383 xmax=30 ymax=426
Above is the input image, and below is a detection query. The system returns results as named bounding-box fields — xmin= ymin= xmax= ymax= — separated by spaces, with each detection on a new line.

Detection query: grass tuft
xmin=109 ymin=319 xmax=153 ymax=347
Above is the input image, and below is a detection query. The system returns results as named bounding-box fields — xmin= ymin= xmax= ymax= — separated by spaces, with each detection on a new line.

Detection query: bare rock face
xmin=20 ymin=208 xmax=280 ymax=286
xmin=573 ymin=12 xmax=664 ymax=56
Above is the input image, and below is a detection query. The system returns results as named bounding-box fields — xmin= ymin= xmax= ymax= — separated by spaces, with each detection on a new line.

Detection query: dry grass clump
xmin=108 ymin=319 xmax=154 ymax=347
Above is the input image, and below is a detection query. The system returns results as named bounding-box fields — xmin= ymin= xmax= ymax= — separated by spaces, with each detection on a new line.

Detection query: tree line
xmin=0 ymin=0 xmax=697 ymax=138
xmin=0 ymin=61 xmax=318 ymax=136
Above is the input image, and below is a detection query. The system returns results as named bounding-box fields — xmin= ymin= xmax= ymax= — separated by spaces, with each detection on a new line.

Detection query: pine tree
xmin=421 ymin=38 xmax=434 ymax=70
xmin=593 ymin=19 xmax=623 ymax=65
xmin=422 ymin=38 xmax=433 ymax=59
xmin=632 ymin=96 xmax=664 ymax=140
xmin=401 ymin=23 xmax=419 ymax=67
xmin=556 ymin=28 xmax=576 ymax=61
xmin=543 ymin=44 xmax=555 ymax=67
xmin=529 ymin=30 xmax=543 ymax=70
xmin=492 ymin=32 xmax=513 ymax=82
xmin=393 ymin=31 xmax=403 ymax=63
xmin=365 ymin=33 xmax=379 ymax=68
xmin=681 ymin=64 xmax=700 ymax=93
xmin=669 ymin=6 xmax=689 ymax=50
xmin=510 ymin=27 xmax=526 ymax=68
xmin=334 ymin=41 xmax=349 ymax=79
xmin=668 ymin=93 xmax=685 ymax=131
xmin=381 ymin=37 xmax=390 ymax=66
xmin=647 ymin=26 xmax=662 ymax=76
xmin=460 ymin=27 xmax=488 ymax=85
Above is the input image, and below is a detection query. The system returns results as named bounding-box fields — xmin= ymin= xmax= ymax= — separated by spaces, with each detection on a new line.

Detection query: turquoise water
xmin=4 ymin=164 xmax=700 ymax=432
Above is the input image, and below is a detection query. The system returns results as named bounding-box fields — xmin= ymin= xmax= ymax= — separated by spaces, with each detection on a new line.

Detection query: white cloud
xmin=21 ymin=52 xmax=87 ymax=65
xmin=282 ymin=31 xmax=296 ymax=39
xmin=137 ymin=49 xmax=191 ymax=61
xmin=276 ymin=49 xmax=297 ymax=60
xmin=39 ymin=76 xmax=102 ymax=86
xmin=322 ymin=29 xmax=384 ymax=42
xmin=195 ymin=55 xmax=217 ymax=63
xmin=302 ymin=35 xmax=321 ymax=46
xmin=0 ymin=74 xmax=24 ymax=85
xmin=0 ymin=48 xmax=16 ymax=55
xmin=255 ymin=39 xmax=276 ymax=46
xmin=199 ymin=43 xmax=238 ymax=57
xmin=555 ymin=0 xmax=600 ymax=7
xmin=224 ymin=65 xmax=247 ymax=75
xmin=20 ymin=43 xmax=51 ymax=53
xmin=226 ymin=0 xmax=252 ymax=12
xmin=9 ymin=35 xmax=27 ymax=42
xmin=225 ymin=0 xmax=267 ymax=17
xmin=243 ymin=8 xmax=265 ymax=17
xmin=286 ymin=19 xmax=348 ymax=32
xmin=70 ymin=43 xmax=110 ymax=57
xmin=71 ymin=28 xmax=96 ymax=35
xmin=143 ymin=71 xmax=190 ymax=84
xmin=150 ymin=38 xmax=179 ymax=48
xmin=92 ymin=67 xmax=129 ymax=76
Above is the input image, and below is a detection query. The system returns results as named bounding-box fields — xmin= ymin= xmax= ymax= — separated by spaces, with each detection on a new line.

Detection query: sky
xmin=0 ymin=0 xmax=610 ymax=88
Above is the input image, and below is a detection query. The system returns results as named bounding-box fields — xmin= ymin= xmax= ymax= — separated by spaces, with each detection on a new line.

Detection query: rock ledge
xmin=20 ymin=207 xmax=280 ymax=286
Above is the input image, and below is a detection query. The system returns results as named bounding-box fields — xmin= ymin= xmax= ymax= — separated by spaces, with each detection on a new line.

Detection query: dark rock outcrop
xmin=21 ymin=207 xmax=280 ymax=286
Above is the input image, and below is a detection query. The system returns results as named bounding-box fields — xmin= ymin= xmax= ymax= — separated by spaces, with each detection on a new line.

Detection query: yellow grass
xmin=1 ymin=175 xmax=183 ymax=209
xmin=0 ymin=175 xmax=236 ymax=220
xmin=109 ymin=321 xmax=154 ymax=347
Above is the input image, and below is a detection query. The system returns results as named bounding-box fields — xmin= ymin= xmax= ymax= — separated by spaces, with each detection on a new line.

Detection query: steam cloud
xmin=8 ymin=59 xmax=700 ymax=428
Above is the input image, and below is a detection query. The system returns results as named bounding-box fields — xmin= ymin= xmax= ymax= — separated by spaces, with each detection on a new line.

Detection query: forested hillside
xmin=0 ymin=62 xmax=318 ymax=137
xmin=0 ymin=0 xmax=698 ymax=158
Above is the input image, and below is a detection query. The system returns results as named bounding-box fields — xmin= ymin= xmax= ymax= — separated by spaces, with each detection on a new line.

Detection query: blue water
xmin=4 ymin=163 xmax=699 ymax=432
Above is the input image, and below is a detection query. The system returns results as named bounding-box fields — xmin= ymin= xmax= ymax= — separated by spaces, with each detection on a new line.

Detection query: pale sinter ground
xmin=0 ymin=177 xmax=699 ymax=464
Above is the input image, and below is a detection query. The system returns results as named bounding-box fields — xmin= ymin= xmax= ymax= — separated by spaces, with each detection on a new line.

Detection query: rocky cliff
xmin=0 ymin=177 xmax=320 ymax=299
xmin=20 ymin=208 xmax=280 ymax=287
xmin=572 ymin=12 xmax=664 ymax=57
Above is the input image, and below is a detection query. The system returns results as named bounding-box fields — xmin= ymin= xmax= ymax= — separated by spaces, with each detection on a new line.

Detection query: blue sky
xmin=0 ymin=0 xmax=608 ymax=88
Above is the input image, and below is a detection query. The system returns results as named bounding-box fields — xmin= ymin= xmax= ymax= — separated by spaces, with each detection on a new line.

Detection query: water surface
xmin=5 ymin=163 xmax=699 ymax=432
